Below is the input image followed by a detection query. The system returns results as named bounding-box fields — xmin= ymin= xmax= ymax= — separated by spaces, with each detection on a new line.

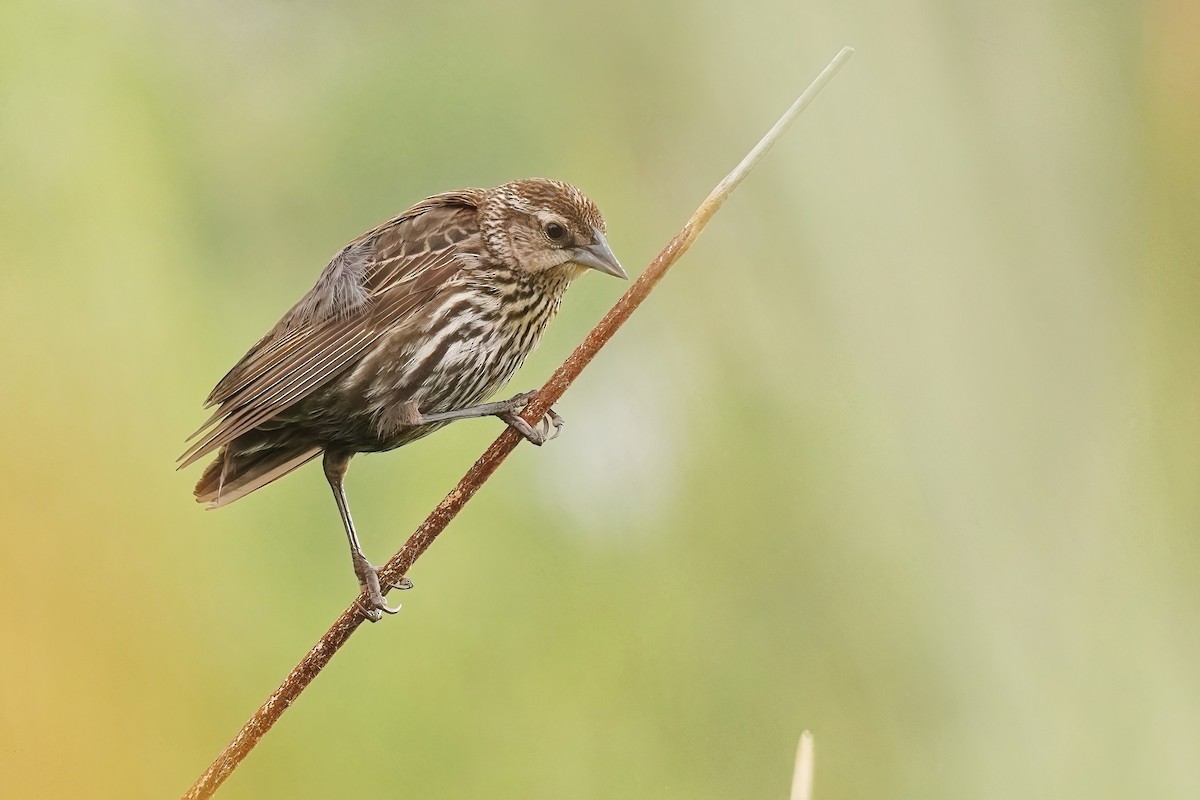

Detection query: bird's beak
xmin=571 ymin=230 xmax=628 ymax=279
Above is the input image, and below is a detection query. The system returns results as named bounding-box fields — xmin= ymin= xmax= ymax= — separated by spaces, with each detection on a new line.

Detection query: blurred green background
xmin=2 ymin=0 xmax=1198 ymax=797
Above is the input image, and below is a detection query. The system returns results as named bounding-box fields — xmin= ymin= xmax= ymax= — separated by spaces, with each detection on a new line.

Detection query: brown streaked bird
xmin=179 ymin=178 xmax=626 ymax=620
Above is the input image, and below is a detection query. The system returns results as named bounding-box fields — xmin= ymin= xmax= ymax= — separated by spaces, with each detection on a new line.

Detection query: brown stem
xmin=181 ymin=47 xmax=853 ymax=800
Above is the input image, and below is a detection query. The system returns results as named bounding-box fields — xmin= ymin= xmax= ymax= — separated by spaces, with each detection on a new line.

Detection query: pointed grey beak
xmin=571 ymin=230 xmax=628 ymax=279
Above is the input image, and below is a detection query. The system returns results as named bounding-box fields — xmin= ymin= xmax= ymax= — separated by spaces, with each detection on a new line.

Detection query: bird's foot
xmin=391 ymin=391 xmax=564 ymax=445
xmin=352 ymin=552 xmax=412 ymax=622
xmin=501 ymin=391 xmax=565 ymax=446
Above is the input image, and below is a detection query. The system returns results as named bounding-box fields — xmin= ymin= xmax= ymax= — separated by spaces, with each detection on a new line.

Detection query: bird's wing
xmin=178 ymin=190 xmax=486 ymax=469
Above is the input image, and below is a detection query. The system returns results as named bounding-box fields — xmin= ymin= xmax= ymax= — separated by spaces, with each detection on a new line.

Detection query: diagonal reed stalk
xmin=182 ymin=47 xmax=853 ymax=800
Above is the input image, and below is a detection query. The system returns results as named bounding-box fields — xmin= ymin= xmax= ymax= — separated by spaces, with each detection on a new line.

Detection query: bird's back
xmin=180 ymin=193 xmax=486 ymax=472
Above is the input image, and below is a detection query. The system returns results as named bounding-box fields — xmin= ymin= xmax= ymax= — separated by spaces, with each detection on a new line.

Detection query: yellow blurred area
xmin=2 ymin=1 xmax=1198 ymax=797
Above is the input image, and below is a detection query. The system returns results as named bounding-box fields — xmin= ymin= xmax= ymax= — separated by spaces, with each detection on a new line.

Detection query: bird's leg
xmin=322 ymin=450 xmax=412 ymax=623
xmin=402 ymin=390 xmax=565 ymax=446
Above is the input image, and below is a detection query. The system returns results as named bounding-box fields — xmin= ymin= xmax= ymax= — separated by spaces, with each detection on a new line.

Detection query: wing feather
xmin=180 ymin=191 xmax=485 ymax=468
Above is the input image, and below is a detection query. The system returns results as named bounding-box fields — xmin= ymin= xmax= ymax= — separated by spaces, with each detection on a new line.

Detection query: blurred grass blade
xmin=791 ymin=731 xmax=815 ymax=800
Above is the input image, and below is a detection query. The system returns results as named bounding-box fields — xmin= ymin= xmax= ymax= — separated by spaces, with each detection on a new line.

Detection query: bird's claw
xmin=355 ymin=597 xmax=401 ymax=623
xmin=353 ymin=556 xmax=409 ymax=622
xmin=501 ymin=390 xmax=564 ymax=446
xmin=538 ymin=408 xmax=565 ymax=441
xmin=501 ymin=408 xmax=565 ymax=446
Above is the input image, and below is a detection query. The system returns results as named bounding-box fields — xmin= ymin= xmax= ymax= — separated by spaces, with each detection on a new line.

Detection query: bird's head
xmin=480 ymin=178 xmax=627 ymax=281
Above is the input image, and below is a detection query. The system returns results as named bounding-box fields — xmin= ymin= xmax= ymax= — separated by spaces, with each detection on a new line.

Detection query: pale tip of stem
xmin=700 ymin=46 xmax=856 ymax=222
xmin=791 ymin=730 xmax=815 ymax=800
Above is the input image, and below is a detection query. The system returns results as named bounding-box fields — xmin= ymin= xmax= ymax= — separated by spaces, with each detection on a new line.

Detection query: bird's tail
xmin=195 ymin=444 xmax=322 ymax=509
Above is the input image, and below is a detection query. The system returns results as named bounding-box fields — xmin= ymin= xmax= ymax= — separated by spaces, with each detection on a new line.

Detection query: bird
xmin=179 ymin=178 xmax=627 ymax=620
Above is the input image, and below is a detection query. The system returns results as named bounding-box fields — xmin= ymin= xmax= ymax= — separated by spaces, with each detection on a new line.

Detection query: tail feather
xmin=195 ymin=444 xmax=322 ymax=509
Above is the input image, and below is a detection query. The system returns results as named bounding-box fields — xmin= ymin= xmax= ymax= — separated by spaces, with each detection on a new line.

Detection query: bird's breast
xmin=359 ymin=281 xmax=566 ymax=431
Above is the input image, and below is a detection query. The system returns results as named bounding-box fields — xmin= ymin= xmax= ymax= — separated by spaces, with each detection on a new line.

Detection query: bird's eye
xmin=544 ymin=222 xmax=567 ymax=242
